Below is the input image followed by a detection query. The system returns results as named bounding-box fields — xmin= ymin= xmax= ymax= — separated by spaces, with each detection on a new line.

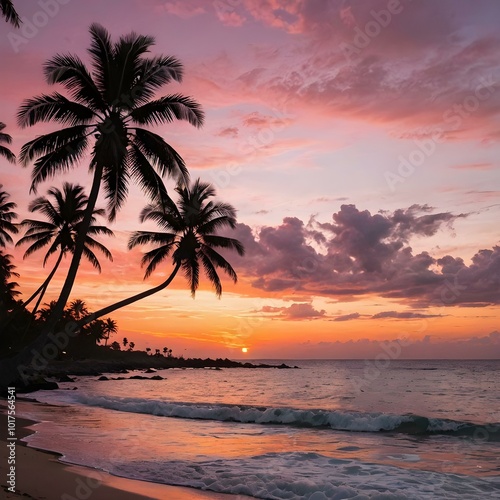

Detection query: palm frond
xmin=30 ymin=136 xmax=89 ymax=192
xmin=130 ymin=94 xmax=204 ymax=128
xmin=44 ymin=54 xmax=106 ymax=112
xmin=18 ymin=93 xmax=96 ymax=128
xmin=133 ymin=128 xmax=189 ymax=184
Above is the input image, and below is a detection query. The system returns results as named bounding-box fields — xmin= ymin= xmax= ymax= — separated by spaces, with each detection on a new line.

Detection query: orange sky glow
xmin=1 ymin=0 xmax=499 ymax=358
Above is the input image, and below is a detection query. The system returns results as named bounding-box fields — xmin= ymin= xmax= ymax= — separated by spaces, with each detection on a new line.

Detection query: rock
xmin=144 ymin=368 xmax=156 ymax=373
xmin=97 ymin=375 xmax=109 ymax=381
xmin=57 ymin=375 xmax=75 ymax=382
xmin=150 ymin=375 xmax=164 ymax=380
xmin=15 ymin=378 xmax=59 ymax=393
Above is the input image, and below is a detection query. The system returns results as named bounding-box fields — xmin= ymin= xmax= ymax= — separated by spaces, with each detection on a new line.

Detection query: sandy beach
xmin=0 ymin=405 xmax=247 ymax=500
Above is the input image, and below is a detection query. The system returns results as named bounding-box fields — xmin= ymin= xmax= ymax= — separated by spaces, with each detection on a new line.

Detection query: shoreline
xmin=1 ymin=401 xmax=251 ymax=500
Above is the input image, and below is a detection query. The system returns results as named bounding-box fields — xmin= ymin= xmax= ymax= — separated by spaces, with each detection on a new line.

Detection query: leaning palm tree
xmin=16 ymin=183 xmax=113 ymax=313
xmin=78 ymin=179 xmax=244 ymax=326
xmin=0 ymin=185 xmax=18 ymax=247
xmin=16 ymin=23 xmax=203 ymax=343
xmin=0 ymin=0 xmax=20 ymax=27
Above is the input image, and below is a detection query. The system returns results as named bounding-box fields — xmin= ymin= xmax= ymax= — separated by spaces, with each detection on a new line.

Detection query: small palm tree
xmin=102 ymin=318 xmax=117 ymax=346
xmin=0 ymin=1 xmax=20 ymax=27
xmin=17 ymin=23 xmax=204 ymax=335
xmin=145 ymin=347 xmax=151 ymax=355
xmin=16 ymin=183 xmax=113 ymax=313
xmin=163 ymin=346 xmax=168 ymax=356
xmin=128 ymin=341 xmax=135 ymax=351
xmin=68 ymin=299 xmax=89 ymax=321
xmin=123 ymin=337 xmax=128 ymax=348
xmin=78 ymin=179 xmax=244 ymax=324
xmin=0 ymin=185 xmax=18 ymax=247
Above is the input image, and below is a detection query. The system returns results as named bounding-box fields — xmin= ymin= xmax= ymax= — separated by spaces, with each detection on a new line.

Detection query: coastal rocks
xmin=12 ymin=377 xmax=59 ymax=393
xmin=97 ymin=374 xmax=165 ymax=381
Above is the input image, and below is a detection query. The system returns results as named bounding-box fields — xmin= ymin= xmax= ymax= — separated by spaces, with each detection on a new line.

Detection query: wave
xmin=63 ymin=393 xmax=500 ymax=440
xmin=107 ymin=451 xmax=500 ymax=500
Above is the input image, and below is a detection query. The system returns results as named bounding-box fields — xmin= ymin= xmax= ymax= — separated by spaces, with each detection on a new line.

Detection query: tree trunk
xmin=0 ymin=165 xmax=104 ymax=388
xmin=79 ymin=262 xmax=181 ymax=327
xmin=29 ymin=250 xmax=65 ymax=315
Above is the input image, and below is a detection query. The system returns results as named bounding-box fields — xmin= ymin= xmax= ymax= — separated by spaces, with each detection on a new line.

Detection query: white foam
xmin=110 ymin=452 xmax=500 ymax=500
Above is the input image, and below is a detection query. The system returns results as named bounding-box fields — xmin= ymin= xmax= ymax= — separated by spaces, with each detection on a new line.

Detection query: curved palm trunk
xmin=79 ymin=262 xmax=181 ymax=328
xmin=0 ymin=165 xmax=104 ymax=388
xmin=22 ymin=250 xmax=65 ymax=312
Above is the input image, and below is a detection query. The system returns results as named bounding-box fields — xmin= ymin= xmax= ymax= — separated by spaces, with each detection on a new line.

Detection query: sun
xmin=241 ymin=348 xmax=248 ymax=353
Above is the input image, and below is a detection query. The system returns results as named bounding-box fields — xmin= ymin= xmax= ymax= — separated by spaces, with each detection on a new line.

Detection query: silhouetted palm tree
xmin=67 ymin=299 xmax=89 ymax=320
xmin=17 ymin=23 xmax=204 ymax=339
xmin=16 ymin=183 xmax=113 ymax=313
xmin=123 ymin=337 xmax=128 ymax=348
xmin=0 ymin=251 xmax=20 ymax=312
xmin=163 ymin=346 xmax=167 ymax=356
xmin=0 ymin=185 xmax=18 ymax=247
xmin=102 ymin=318 xmax=117 ymax=346
xmin=0 ymin=123 xmax=16 ymax=164
xmin=0 ymin=0 xmax=20 ymax=27
xmin=128 ymin=341 xmax=135 ymax=351
xmin=79 ymin=179 xmax=244 ymax=324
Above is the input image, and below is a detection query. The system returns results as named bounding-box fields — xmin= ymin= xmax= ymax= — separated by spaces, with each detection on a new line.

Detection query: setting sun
xmin=241 ymin=348 xmax=248 ymax=353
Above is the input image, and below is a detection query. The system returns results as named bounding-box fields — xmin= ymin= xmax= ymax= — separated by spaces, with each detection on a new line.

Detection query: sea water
xmin=20 ymin=359 xmax=500 ymax=499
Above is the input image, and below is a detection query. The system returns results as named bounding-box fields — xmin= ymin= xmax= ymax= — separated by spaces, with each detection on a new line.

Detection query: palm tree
xmin=16 ymin=23 xmax=203 ymax=345
xmin=67 ymin=299 xmax=89 ymax=321
xmin=145 ymin=347 xmax=151 ymax=355
xmin=102 ymin=318 xmax=117 ymax=346
xmin=0 ymin=1 xmax=20 ymax=27
xmin=78 ymin=179 xmax=244 ymax=325
xmin=16 ymin=183 xmax=113 ymax=314
xmin=0 ymin=251 xmax=20 ymax=313
xmin=123 ymin=337 xmax=128 ymax=348
xmin=0 ymin=123 xmax=16 ymax=165
xmin=128 ymin=341 xmax=135 ymax=351
xmin=163 ymin=346 xmax=167 ymax=356
xmin=0 ymin=185 xmax=18 ymax=247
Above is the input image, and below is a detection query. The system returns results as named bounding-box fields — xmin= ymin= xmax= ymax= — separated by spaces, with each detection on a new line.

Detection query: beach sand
xmin=1 ymin=405 xmax=249 ymax=500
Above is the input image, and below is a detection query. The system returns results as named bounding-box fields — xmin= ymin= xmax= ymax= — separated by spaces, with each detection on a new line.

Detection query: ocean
xmin=19 ymin=359 xmax=500 ymax=499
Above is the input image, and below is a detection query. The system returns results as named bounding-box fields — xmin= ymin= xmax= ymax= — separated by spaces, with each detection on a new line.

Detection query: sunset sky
xmin=1 ymin=0 xmax=500 ymax=358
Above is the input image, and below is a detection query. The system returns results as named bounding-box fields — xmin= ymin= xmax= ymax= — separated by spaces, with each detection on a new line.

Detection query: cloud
xmin=216 ymin=126 xmax=239 ymax=138
xmin=242 ymin=111 xmax=291 ymax=129
xmin=222 ymin=204 xmax=500 ymax=307
xmin=333 ymin=312 xmax=360 ymax=321
xmin=260 ymin=302 xmax=326 ymax=320
xmin=371 ymin=311 xmax=443 ymax=319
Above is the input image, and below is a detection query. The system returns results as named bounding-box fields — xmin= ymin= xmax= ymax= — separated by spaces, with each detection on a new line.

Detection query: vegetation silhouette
xmin=1 ymin=24 xmax=205 ymax=385
xmin=16 ymin=183 xmax=113 ymax=313
xmin=78 ymin=178 xmax=244 ymax=326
